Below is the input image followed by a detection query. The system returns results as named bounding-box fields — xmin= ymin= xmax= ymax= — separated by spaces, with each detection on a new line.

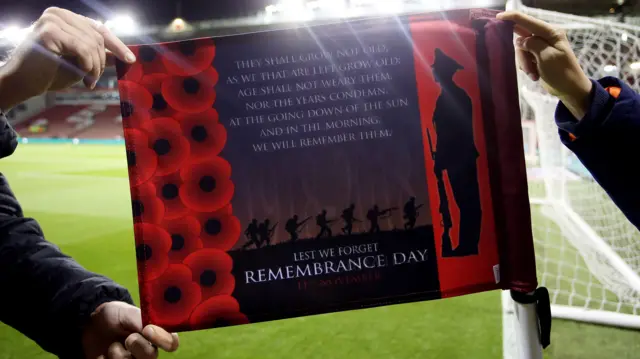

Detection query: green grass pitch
xmin=0 ymin=144 xmax=637 ymax=358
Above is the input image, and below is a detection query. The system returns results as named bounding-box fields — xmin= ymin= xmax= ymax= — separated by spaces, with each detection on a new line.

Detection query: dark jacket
xmin=0 ymin=111 xmax=133 ymax=358
xmin=555 ymin=77 xmax=640 ymax=230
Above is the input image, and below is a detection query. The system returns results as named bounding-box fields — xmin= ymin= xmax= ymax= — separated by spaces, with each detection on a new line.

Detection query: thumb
xmin=519 ymin=36 xmax=549 ymax=59
xmin=116 ymin=303 xmax=144 ymax=335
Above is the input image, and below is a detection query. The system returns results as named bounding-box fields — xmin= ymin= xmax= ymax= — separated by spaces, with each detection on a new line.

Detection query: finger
xmin=107 ymin=342 xmax=132 ymax=359
xmin=516 ymin=47 xmax=539 ymax=81
xmin=41 ymin=27 xmax=94 ymax=77
xmin=48 ymin=10 xmax=105 ymax=88
xmin=83 ymin=42 xmax=102 ymax=89
xmin=79 ymin=18 xmax=109 ymax=75
xmin=99 ymin=44 xmax=107 ymax=79
xmin=125 ymin=333 xmax=158 ymax=359
xmin=520 ymin=35 xmax=550 ymax=58
xmin=89 ymin=23 xmax=106 ymax=82
xmin=44 ymin=8 xmax=101 ymax=48
xmin=37 ymin=13 xmax=99 ymax=83
xmin=93 ymin=23 xmax=136 ymax=63
xmin=497 ymin=11 xmax=559 ymax=42
xmin=514 ymin=25 xmax=532 ymax=38
xmin=142 ymin=325 xmax=180 ymax=352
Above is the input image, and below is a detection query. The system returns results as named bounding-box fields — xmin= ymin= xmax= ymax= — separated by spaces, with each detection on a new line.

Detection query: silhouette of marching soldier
xmin=428 ymin=48 xmax=482 ymax=257
xmin=366 ymin=205 xmax=397 ymax=234
xmin=340 ymin=203 xmax=361 ymax=235
xmin=403 ymin=197 xmax=423 ymax=230
xmin=242 ymin=218 xmax=261 ymax=250
xmin=258 ymin=219 xmax=278 ymax=247
xmin=285 ymin=214 xmax=311 ymax=242
xmin=315 ymin=209 xmax=335 ymax=239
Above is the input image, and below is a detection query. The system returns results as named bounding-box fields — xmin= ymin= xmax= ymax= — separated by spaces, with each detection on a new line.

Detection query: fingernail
xmin=142 ymin=326 xmax=155 ymax=338
xmin=171 ymin=333 xmax=180 ymax=351
xmin=126 ymin=52 xmax=136 ymax=63
xmin=529 ymin=73 xmax=538 ymax=81
xmin=91 ymin=80 xmax=97 ymax=89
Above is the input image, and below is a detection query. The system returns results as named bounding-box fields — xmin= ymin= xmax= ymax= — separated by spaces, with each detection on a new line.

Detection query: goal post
xmin=503 ymin=0 xmax=640 ymax=341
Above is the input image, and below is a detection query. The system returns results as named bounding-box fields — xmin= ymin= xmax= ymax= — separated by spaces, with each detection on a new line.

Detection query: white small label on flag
xmin=493 ymin=264 xmax=500 ymax=284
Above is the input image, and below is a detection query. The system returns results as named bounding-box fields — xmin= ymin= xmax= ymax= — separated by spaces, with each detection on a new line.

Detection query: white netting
xmin=517 ymin=4 xmax=640 ymax=321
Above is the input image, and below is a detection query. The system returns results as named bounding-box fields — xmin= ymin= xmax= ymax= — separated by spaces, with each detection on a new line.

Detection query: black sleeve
xmin=0 ymin=114 xmax=134 ymax=358
xmin=555 ymin=77 xmax=640 ymax=230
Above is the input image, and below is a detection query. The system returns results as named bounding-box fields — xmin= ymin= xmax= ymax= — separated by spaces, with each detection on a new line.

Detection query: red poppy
xmin=189 ymin=296 xmax=249 ymax=330
xmin=134 ymin=223 xmax=172 ymax=281
xmin=133 ymin=44 xmax=168 ymax=75
xmin=175 ymin=109 xmax=227 ymax=162
xmin=216 ymin=204 xmax=233 ymax=215
xmin=183 ymin=249 xmax=235 ymax=299
xmin=131 ymin=182 xmax=165 ymax=224
xmin=123 ymin=129 xmax=158 ymax=186
xmin=162 ymin=216 xmax=203 ymax=263
xmin=162 ymin=39 xmax=216 ymax=76
xmin=142 ymin=117 xmax=191 ymax=176
xmin=180 ymin=156 xmax=231 ymax=181
xmin=153 ymin=171 xmax=189 ymax=220
xmin=146 ymin=264 xmax=202 ymax=329
xmin=195 ymin=208 xmax=241 ymax=250
xmin=117 ymin=59 xmax=143 ymax=82
xmin=118 ymin=80 xmax=153 ymax=129
xmin=179 ymin=158 xmax=234 ymax=212
xmin=161 ymin=67 xmax=219 ymax=114
xmin=139 ymin=73 xmax=178 ymax=119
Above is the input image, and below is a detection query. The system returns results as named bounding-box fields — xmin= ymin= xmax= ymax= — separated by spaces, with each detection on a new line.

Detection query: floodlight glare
xmin=375 ymin=0 xmax=403 ymax=14
xmin=604 ymin=65 xmax=618 ymax=73
xmin=105 ymin=15 xmax=138 ymax=36
xmin=265 ymin=4 xmax=278 ymax=15
xmin=0 ymin=25 xmax=32 ymax=45
xmin=170 ymin=17 xmax=187 ymax=32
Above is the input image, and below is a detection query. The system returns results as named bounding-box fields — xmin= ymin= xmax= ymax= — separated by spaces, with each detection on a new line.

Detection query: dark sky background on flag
xmin=0 ymin=0 xmax=269 ymax=26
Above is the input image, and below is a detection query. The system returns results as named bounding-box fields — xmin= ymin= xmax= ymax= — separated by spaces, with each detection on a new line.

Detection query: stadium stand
xmin=15 ymin=105 xmax=89 ymax=138
xmin=15 ymin=102 xmax=124 ymax=139
xmin=71 ymin=105 xmax=123 ymax=139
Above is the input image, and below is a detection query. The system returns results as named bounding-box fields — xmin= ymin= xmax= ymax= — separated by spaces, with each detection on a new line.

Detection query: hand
xmin=497 ymin=11 xmax=593 ymax=119
xmin=82 ymin=301 xmax=179 ymax=359
xmin=0 ymin=7 xmax=136 ymax=110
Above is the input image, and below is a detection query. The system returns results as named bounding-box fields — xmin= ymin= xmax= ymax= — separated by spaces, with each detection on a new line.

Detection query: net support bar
xmin=552 ymin=304 xmax=640 ymax=329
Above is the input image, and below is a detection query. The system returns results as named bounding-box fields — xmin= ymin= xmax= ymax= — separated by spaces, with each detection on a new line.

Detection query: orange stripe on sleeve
xmin=605 ymin=86 xmax=621 ymax=99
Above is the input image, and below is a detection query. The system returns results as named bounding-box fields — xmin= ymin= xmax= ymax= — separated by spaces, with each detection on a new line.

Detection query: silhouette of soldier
xmin=429 ymin=48 xmax=482 ymax=257
xmin=242 ymin=218 xmax=261 ymax=250
xmin=258 ymin=219 xmax=278 ymax=247
xmin=366 ymin=205 xmax=396 ymax=234
xmin=341 ymin=204 xmax=361 ymax=235
xmin=315 ymin=209 xmax=335 ymax=239
xmin=285 ymin=214 xmax=311 ymax=242
xmin=403 ymin=197 xmax=423 ymax=230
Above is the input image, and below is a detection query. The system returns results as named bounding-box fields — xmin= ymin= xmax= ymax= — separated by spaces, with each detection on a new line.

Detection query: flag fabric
xmin=116 ymin=8 xmax=536 ymax=332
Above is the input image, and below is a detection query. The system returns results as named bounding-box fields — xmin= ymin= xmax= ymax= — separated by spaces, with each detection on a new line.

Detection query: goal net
xmin=505 ymin=0 xmax=640 ymax=336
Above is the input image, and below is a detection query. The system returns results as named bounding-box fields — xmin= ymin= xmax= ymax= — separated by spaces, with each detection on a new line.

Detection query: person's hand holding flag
xmin=498 ymin=11 xmax=593 ymax=119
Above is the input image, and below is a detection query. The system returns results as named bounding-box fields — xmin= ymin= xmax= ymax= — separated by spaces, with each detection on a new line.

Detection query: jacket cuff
xmin=555 ymin=77 xmax=618 ymax=143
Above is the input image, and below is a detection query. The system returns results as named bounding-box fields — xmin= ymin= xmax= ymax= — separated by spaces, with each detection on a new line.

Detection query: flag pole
xmin=510 ymin=289 xmax=551 ymax=359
